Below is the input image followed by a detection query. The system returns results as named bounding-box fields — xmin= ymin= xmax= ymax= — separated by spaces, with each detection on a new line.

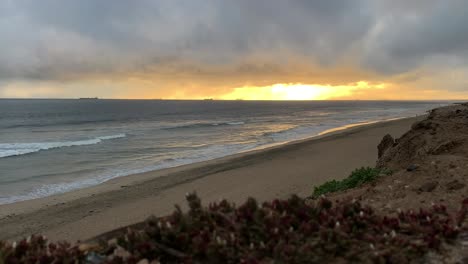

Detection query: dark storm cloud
xmin=363 ymin=0 xmax=468 ymax=75
xmin=0 ymin=0 xmax=374 ymax=81
xmin=0 ymin=0 xmax=467 ymax=85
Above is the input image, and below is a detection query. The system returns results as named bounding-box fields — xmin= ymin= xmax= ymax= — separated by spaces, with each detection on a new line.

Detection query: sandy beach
xmin=0 ymin=116 xmax=421 ymax=242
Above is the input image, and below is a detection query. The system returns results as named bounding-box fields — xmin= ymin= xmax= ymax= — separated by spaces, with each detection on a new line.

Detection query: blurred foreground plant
xmin=0 ymin=194 xmax=466 ymax=263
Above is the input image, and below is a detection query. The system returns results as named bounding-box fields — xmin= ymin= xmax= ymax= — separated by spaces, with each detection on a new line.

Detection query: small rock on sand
xmin=407 ymin=164 xmax=419 ymax=172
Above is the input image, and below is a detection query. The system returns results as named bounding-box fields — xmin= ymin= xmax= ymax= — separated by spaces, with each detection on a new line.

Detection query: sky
xmin=1 ymin=0 xmax=468 ymax=100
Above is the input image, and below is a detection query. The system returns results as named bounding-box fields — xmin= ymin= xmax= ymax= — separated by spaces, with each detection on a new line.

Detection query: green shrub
xmin=313 ymin=167 xmax=389 ymax=197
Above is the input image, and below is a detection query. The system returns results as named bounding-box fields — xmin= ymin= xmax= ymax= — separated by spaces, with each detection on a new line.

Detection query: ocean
xmin=0 ymin=100 xmax=449 ymax=204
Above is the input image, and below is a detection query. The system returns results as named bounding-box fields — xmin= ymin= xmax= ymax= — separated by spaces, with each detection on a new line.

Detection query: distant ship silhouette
xmin=79 ymin=97 xmax=99 ymax=100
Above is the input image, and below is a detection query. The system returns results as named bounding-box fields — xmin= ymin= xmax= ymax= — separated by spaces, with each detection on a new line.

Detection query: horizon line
xmin=0 ymin=98 xmax=465 ymax=102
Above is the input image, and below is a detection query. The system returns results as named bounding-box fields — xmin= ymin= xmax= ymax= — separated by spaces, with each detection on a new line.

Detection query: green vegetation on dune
xmin=313 ymin=167 xmax=390 ymax=197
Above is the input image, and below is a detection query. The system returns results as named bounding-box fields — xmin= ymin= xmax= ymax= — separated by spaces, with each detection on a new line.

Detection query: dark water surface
xmin=0 ymin=99 xmax=449 ymax=204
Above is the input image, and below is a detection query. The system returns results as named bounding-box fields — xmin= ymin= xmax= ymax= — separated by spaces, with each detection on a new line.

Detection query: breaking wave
xmin=0 ymin=134 xmax=126 ymax=158
xmin=164 ymin=121 xmax=245 ymax=130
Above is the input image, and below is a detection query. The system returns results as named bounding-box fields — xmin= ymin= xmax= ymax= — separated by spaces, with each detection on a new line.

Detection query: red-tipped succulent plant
xmin=1 ymin=194 xmax=466 ymax=263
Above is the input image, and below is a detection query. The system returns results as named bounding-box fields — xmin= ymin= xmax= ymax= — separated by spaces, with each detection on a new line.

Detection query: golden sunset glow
xmin=2 ymin=1 xmax=468 ymax=101
xmin=220 ymin=82 xmax=386 ymax=100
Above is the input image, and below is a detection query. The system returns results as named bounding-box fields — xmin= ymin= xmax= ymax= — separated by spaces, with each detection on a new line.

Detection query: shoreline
xmin=0 ymin=116 xmax=423 ymax=242
xmin=0 ymin=116 xmax=411 ymax=206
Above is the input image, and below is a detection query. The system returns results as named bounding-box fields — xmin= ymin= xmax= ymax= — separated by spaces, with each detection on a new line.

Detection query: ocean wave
xmin=4 ymin=119 xmax=119 ymax=129
xmin=0 ymin=177 xmax=105 ymax=205
xmin=0 ymin=141 xmax=261 ymax=205
xmin=164 ymin=121 xmax=245 ymax=130
xmin=0 ymin=133 xmax=126 ymax=158
xmin=225 ymin=121 xmax=245 ymax=125
xmin=261 ymin=124 xmax=337 ymax=142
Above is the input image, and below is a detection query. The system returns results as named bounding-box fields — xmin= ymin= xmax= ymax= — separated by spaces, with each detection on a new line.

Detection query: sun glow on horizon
xmin=220 ymin=82 xmax=385 ymax=100
xmin=270 ymin=84 xmax=328 ymax=100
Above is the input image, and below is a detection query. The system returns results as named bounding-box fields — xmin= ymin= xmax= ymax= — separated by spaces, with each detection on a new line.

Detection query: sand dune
xmin=331 ymin=104 xmax=468 ymax=214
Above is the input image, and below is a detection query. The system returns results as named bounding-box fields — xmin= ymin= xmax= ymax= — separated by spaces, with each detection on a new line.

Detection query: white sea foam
xmin=165 ymin=121 xmax=245 ymax=130
xmin=226 ymin=121 xmax=245 ymax=125
xmin=0 ymin=133 xmax=126 ymax=158
xmin=0 ymin=177 xmax=105 ymax=205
